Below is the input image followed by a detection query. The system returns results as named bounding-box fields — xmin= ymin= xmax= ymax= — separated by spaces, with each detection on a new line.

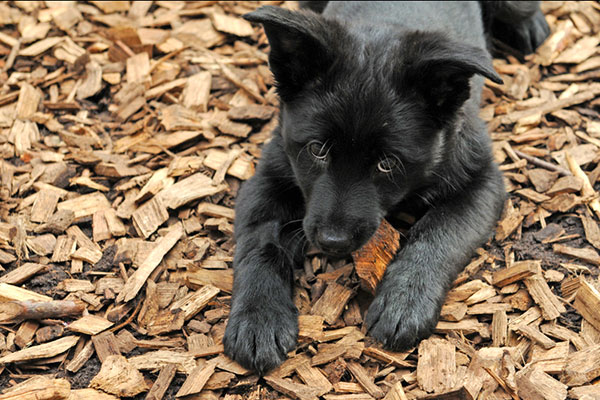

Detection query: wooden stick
xmin=483 ymin=366 xmax=519 ymax=400
xmin=0 ymin=300 xmax=85 ymax=324
xmin=514 ymin=150 xmax=572 ymax=176
xmin=115 ymin=39 xmax=135 ymax=58
xmin=109 ymin=298 xmax=143 ymax=333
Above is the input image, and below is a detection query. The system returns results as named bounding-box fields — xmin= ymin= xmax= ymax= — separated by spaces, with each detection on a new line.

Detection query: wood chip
xmin=181 ymin=71 xmax=211 ymax=112
xmin=92 ymin=331 xmax=121 ymax=364
xmin=186 ymin=268 xmax=233 ymax=293
xmin=0 ymin=377 xmax=71 ymax=400
xmin=419 ymin=387 xmax=474 ymax=400
xmin=132 ymin=196 xmax=169 ymax=238
xmin=0 ymin=335 xmax=79 ymax=365
xmin=176 ymin=362 xmax=216 ymax=397
xmin=310 ymin=282 xmax=354 ymax=325
xmin=90 ymin=355 xmax=148 ymax=397
xmin=170 ymin=284 xmax=219 ymax=320
xmin=492 ymin=310 xmax=508 ymax=347
xmin=263 ymin=376 xmax=320 ymax=400
xmin=30 ymin=190 xmax=61 ymax=223
xmin=203 ymin=149 xmax=255 ymax=180
xmin=117 ymin=222 xmax=183 ymax=303
xmin=70 ymin=388 xmax=119 ymax=400
xmin=15 ymin=320 xmax=38 ymax=349
xmin=1 ymin=3 xmax=600 ymax=399
xmin=0 ymin=283 xmax=53 ymax=302
xmin=0 ymin=263 xmax=47 ymax=285
xmin=514 ymin=323 xmax=556 ymax=349
xmin=145 ymin=364 xmax=177 ymax=400
xmin=68 ymin=315 xmax=113 ymax=335
xmin=553 ymin=243 xmax=600 ymax=265
xmin=352 ymin=219 xmax=401 ymax=294
xmin=573 ymin=279 xmax=600 ymax=331
xmin=492 ymin=260 xmax=542 ymax=287
xmin=561 ymin=344 xmax=600 ymax=386
xmin=347 ymin=361 xmax=385 ymax=399
xmin=311 ymin=344 xmax=347 ymax=367
xmin=66 ymin=340 xmax=95 ymax=373
xmin=569 ymin=385 xmax=600 ymax=400
xmin=530 ymin=341 xmax=569 ymax=374
xmin=130 ymin=350 xmax=196 ymax=375
xmin=362 ymin=347 xmax=414 ymax=368
xmin=295 ymin=362 xmax=333 ymax=396
xmin=417 ymin=337 xmax=456 ymax=394
xmin=51 ymin=235 xmax=76 ymax=263
xmin=210 ymin=13 xmax=254 ymax=37
xmin=516 ymin=366 xmax=568 ymax=400
xmin=77 ymin=60 xmax=103 ymax=99
xmin=57 ymin=192 xmax=111 ymax=222
xmin=524 ymin=275 xmax=567 ymax=320
xmin=383 ymin=382 xmax=409 ymax=400
xmin=159 ymin=172 xmax=226 ymax=210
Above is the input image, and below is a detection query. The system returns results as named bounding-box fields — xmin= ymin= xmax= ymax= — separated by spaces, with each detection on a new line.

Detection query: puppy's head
xmin=245 ymin=6 xmax=501 ymax=257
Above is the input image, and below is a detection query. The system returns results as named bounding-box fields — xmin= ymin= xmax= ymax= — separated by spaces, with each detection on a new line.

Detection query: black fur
xmin=223 ymin=1 xmax=548 ymax=374
xmin=486 ymin=1 xmax=550 ymax=54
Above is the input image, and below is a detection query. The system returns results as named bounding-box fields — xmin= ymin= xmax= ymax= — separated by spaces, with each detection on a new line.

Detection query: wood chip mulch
xmin=0 ymin=1 xmax=600 ymax=399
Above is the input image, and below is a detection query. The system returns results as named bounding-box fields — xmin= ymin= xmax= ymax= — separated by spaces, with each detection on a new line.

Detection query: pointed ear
xmin=244 ymin=6 xmax=333 ymax=101
xmin=399 ymin=33 xmax=503 ymax=120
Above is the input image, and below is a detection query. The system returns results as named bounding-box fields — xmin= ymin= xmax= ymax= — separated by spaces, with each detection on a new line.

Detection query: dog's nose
xmin=316 ymin=228 xmax=352 ymax=254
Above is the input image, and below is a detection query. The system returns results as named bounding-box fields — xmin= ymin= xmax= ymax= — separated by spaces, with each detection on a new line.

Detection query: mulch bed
xmin=0 ymin=1 xmax=599 ymax=399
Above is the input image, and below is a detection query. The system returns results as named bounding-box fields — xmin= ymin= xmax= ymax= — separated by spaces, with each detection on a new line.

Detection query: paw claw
xmin=365 ymin=288 xmax=439 ymax=351
xmin=224 ymin=303 xmax=298 ymax=375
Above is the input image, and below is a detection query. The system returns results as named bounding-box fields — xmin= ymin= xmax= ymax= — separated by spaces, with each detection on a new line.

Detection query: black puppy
xmin=223 ymin=1 xmax=549 ymax=374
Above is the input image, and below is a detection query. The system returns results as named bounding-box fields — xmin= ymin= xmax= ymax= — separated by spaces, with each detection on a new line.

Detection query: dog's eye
xmin=377 ymin=157 xmax=397 ymax=173
xmin=309 ymin=141 xmax=328 ymax=160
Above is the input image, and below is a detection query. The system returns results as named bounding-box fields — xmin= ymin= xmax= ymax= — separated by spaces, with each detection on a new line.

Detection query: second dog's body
xmin=223 ymin=1 xmax=549 ymax=374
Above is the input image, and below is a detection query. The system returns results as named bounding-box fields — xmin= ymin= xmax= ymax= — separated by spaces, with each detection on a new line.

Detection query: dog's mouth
xmin=318 ymin=248 xmax=352 ymax=259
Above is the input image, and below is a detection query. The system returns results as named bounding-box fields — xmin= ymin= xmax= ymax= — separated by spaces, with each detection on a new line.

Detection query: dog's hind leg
xmin=481 ymin=1 xmax=550 ymax=54
xmin=298 ymin=1 xmax=328 ymax=13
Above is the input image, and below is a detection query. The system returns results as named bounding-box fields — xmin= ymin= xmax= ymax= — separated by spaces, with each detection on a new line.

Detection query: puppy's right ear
xmin=244 ymin=6 xmax=333 ymax=101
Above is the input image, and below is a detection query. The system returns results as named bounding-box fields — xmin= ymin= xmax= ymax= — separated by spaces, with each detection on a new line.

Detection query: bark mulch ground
xmin=0 ymin=1 xmax=599 ymax=399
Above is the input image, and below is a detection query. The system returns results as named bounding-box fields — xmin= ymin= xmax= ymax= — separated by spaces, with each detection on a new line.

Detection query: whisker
xmin=296 ymin=142 xmax=312 ymax=164
xmin=278 ymin=219 xmax=304 ymax=237
xmin=288 ymin=227 xmax=307 ymax=245
xmin=416 ymin=193 xmax=434 ymax=208
xmin=432 ymin=171 xmax=458 ymax=192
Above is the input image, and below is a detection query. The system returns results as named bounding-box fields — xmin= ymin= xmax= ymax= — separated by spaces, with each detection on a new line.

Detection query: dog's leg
xmin=223 ymin=136 xmax=305 ymax=375
xmin=298 ymin=1 xmax=328 ymax=13
xmin=366 ymin=164 xmax=505 ymax=350
xmin=482 ymin=1 xmax=550 ymax=54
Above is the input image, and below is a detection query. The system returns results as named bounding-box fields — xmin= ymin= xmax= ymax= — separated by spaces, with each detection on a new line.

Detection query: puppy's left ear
xmin=244 ymin=6 xmax=334 ymax=101
xmin=399 ymin=33 xmax=503 ymax=121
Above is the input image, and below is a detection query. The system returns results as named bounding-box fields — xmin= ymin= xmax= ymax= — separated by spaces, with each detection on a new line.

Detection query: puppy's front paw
xmin=365 ymin=283 xmax=441 ymax=350
xmin=223 ymin=301 xmax=298 ymax=375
